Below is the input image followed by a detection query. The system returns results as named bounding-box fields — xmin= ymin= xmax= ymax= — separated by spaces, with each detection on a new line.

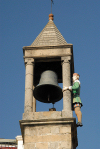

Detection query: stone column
xmin=24 ymin=58 xmax=34 ymax=113
xmin=61 ymin=56 xmax=73 ymax=117
xmin=33 ymin=86 xmax=36 ymax=112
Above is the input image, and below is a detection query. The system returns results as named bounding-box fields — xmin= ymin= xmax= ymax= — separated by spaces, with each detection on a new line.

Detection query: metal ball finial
xmin=49 ymin=13 xmax=54 ymax=20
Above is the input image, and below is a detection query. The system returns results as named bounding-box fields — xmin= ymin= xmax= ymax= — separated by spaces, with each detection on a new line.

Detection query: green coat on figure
xmin=70 ymin=80 xmax=83 ymax=106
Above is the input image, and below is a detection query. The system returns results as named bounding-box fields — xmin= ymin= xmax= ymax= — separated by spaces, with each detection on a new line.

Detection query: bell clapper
xmin=53 ymin=103 xmax=54 ymax=108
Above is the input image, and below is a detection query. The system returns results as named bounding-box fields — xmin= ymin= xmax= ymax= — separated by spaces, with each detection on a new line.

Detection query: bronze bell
xmin=33 ymin=70 xmax=63 ymax=103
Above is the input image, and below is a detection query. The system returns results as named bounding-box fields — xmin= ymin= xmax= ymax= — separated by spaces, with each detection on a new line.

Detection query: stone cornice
xmin=23 ymin=44 xmax=73 ymax=50
xmin=19 ymin=117 xmax=76 ymax=125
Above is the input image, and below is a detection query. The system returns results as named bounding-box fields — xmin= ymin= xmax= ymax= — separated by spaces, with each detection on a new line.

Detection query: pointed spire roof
xmin=30 ymin=14 xmax=67 ymax=47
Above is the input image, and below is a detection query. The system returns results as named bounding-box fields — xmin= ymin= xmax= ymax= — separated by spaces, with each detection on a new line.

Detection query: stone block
xmin=60 ymin=125 xmax=71 ymax=134
xmin=25 ymin=126 xmax=36 ymax=136
xmin=37 ymin=126 xmax=51 ymax=136
xmin=24 ymin=143 xmax=35 ymax=149
xmin=25 ymin=134 xmax=71 ymax=143
xmin=58 ymin=141 xmax=71 ymax=149
xmin=62 ymin=110 xmax=73 ymax=118
xmin=51 ymin=126 xmax=59 ymax=134
xmin=23 ymin=112 xmax=33 ymax=120
xmin=48 ymin=142 xmax=58 ymax=149
xmin=34 ymin=111 xmax=62 ymax=120
xmin=36 ymin=143 xmax=48 ymax=149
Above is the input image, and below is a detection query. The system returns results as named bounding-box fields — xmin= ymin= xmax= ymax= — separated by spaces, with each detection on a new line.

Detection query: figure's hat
xmin=73 ymin=73 xmax=80 ymax=77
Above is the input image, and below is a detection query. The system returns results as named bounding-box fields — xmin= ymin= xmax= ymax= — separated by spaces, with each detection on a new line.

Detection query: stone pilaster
xmin=61 ymin=56 xmax=73 ymax=117
xmin=24 ymin=58 xmax=34 ymax=113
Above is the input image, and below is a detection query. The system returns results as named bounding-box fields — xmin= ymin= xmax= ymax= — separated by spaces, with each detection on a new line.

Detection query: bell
xmin=33 ymin=70 xmax=63 ymax=103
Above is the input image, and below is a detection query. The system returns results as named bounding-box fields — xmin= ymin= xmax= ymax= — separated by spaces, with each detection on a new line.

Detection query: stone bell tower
xmin=20 ymin=14 xmax=78 ymax=149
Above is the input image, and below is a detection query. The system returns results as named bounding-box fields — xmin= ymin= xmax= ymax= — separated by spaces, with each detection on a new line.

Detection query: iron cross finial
xmin=51 ymin=0 xmax=54 ymax=14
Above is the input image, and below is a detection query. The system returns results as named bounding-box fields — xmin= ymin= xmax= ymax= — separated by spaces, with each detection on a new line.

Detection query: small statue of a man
xmin=63 ymin=73 xmax=83 ymax=127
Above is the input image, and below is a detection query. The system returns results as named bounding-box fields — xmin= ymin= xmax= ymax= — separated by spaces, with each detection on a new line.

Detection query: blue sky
xmin=0 ymin=0 xmax=100 ymax=148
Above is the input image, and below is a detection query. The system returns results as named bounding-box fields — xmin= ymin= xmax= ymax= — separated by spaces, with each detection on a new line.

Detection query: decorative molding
xmin=61 ymin=56 xmax=71 ymax=65
xmin=25 ymin=58 xmax=34 ymax=65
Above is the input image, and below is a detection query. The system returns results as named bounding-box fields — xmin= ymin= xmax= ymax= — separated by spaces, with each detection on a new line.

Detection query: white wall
xmin=16 ymin=136 xmax=24 ymax=149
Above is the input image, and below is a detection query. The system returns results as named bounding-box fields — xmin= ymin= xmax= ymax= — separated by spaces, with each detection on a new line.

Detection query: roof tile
xmin=31 ymin=20 xmax=67 ymax=46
